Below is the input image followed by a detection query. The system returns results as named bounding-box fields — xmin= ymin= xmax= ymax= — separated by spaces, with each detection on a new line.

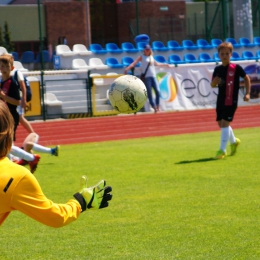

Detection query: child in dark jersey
xmin=0 ymin=54 xmax=20 ymax=140
xmin=211 ymin=42 xmax=251 ymax=159
xmin=0 ymin=54 xmax=40 ymax=172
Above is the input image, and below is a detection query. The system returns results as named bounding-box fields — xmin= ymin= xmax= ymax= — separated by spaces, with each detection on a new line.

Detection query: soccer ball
xmin=108 ymin=75 xmax=147 ymax=114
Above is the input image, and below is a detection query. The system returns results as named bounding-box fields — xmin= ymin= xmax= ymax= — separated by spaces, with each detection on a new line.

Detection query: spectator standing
xmin=124 ymin=44 xmax=169 ymax=112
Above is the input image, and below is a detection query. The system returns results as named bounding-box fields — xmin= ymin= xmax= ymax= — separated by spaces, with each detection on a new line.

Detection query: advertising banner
xmin=24 ymin=79 xmax=42 ymax=116
xmin=155 ymin=61 xmax=260 ymax=112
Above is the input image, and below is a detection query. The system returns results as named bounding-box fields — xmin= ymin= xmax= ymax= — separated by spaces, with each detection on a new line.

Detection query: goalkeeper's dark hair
xmin=0 ymin=101 xmax=14 ymax=159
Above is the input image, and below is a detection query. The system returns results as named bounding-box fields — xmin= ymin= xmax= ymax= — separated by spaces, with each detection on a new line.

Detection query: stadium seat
xmin=88 ymin=58 xmax=109 ymax=70
xmin=242 ymin=50 xmax=258 ymax=60
xmin=105 ymin=72 xmax=118 ymax=85
xmin=256 ymin=50 xmax=260 ymax=59
xmin=154 ymin=55 xmax=167 ymax=63
xmin=198 ymin=53 xmax=215 ymax=62
xmin=134 ymin=34 xmax=150 ymax=44
xmin=230 ymin=51 xmax=244 ymax=61
xmin=72 ymin=44 xmax=92 ymax=55
xmin=136 ymin=42 xmax=147 ymax=51
xmin=121 ymin=42 xmax=138 ymax=53
xmin=44 ymin=92 xmax=63 ymax=116
xmin=0 ymin=46 xmax=8 ymax=55
xmin=196 ymin=39 xmax=213 ymax=50
xmin=213 ymin=52 xmax=221 ymax=62
xmin=225 ymin=38 xmax=242 ymax=48
xmin=211 ymin=38 xmax=222 ymax=48
xmin=44 ymin=93 xmax=62 ymax=106
xmin=253 ymin=37 xmax=260 ymax=46
xmin=13 ymin=61 xmax=28 ymax=72
xmin=20 ymin=51 xmax=35 ymax=63
xmin=106 ymin=72 xmax=118 ymax=75
xmin=56 ymin=45 xmax=75 ymax=56
xmin=167 ymin=40 xmax=184 ymax=51
xmin=239 ymin=37 xmax=256 ymax=48
xmin=89 ymin=73 xmax=104 ymax=85
xmin=121 ymin=56 xmax=140 ymax=67
xmin=105 ymin=57 xmax=124 ymax=68
xmin=182 ymin=40 xmax=199 ymax=50
xmin=35 ymin=50 xmax=52 ymax=63
xmin=105 ymin=43 xmax=123 ymax=54
xmin=72 ymin=59 xmax=91 ymax=70
xmin=152 ymin=41 xmax=169 ymax=51
xmin=11 ymin=52 xmax=19 ymax=61
xmin=183 ymin=53 xmax=200 ymax=63
xmin=168 ymin=54 xmax=185 ymax=64
xmin=89 ymin=43 xmax=107 ymax=54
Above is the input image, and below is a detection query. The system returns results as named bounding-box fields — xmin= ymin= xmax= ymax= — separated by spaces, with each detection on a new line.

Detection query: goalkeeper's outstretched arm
xmin=1 ymin=165 xmax=112 ymax=228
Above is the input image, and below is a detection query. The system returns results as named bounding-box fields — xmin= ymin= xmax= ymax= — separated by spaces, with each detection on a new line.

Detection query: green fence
xmin=0 ymin=1 xmax=259 ymax=60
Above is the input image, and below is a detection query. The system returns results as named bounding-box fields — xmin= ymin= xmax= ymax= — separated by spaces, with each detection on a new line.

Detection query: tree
xmin=4 ymin=21 xmax=14 ymax=52
xmin=0 ymin=26 xmax=4 ymax=47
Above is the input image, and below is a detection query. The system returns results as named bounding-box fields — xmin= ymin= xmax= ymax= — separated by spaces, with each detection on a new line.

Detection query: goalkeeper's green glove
xmin=73 ymin=176 xmax=112 ymax=212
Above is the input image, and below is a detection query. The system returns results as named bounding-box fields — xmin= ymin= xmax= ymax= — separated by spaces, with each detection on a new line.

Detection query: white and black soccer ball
xmin=108 ymin=75 xmax=147 ymax=114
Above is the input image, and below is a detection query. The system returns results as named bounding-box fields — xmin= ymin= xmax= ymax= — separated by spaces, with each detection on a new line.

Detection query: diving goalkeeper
xmin=0 ymin=101 xmax=112 ymax=228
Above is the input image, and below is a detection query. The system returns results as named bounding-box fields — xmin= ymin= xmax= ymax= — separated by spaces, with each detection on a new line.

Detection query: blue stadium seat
xmin=154 ymin=55 xmax=167 ymax=63
xmin=136 ymin=42 xmax=147 ymax=51
xmin=183 ymin=53 xmax=200 ymax=63
xmin=105 ymin=57 xmax=124 ymax=68
xmin=225 ymin=38 xmax=242 ymax=48
xmin=121 ymin=56 xmax=140 ymax=67
xmin=211 ymin=38 xmax=222 ymax=48
xmin=168 ymin=54 xmax=185 ymax=64
xmin=213 ymin=52 xmax=221 ymax=62
xmin=239 ymin=37 xmax=256 ymax=48
xmin=152 ymin=41 xmax=169 ymax=51
xmin=242 ymin=50 xmax=258 ymax=60
xmin=230 ymin=51 xmax=244 ymax=61
xmin=182 ymin=40 xmax=199 ymax=50
xmin=20 ymin=51 xmax=35 ymax=63
xmin=253 ymin=37 xmax=260 ymax=46
xmin=134 ymin=34 xmax=150 ymax=44
xmin=256 ymin=50 xmax=260 ymax=59
xmin=11 ymin=52 xmax=19 ymax=61
xmin=35 ymin=50 xmax=51 ymax=63
xmin=121 ymin=42 xmax=138 ymax=53
xmin=105 ymin=43 xmax=123 ymax=54
xmin=89 ymin=43 xmax=107 ymax=54
xmin=198 ymin=53 xmax=215 ymax=62
xmin=167 ymin=40 xmax=184 ymax=51
xmin=196 ymin=39 xmax=213 ymax=50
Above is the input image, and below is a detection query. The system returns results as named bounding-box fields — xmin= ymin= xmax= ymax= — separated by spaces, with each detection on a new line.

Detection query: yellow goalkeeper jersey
xmin=0 ymin=157 xmax=81 ymax=228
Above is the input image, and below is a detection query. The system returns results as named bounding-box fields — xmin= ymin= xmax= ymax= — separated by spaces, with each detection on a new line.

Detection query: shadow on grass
xmin=175 ymin=157 xmax=215 ymax=164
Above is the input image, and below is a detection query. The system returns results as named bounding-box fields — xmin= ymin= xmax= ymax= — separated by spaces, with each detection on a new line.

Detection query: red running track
xmin=15 ymin=105 xmax=260 ymax=147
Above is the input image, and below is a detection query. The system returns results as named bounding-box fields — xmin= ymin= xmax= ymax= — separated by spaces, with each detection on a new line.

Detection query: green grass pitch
xmin=1 ymin=127 xmax=260 ymax=260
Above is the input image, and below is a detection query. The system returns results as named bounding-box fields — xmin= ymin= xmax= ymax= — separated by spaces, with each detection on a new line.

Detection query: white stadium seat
xmin=56 ymin=45 xmax=75 ymax=57
xmin=88 ymin=58 xmax=109 ymax=70
xmin=72 ymin=58 xmax=91 ymax=70
xmin=72 ymin=44 xmax=92 ymax=55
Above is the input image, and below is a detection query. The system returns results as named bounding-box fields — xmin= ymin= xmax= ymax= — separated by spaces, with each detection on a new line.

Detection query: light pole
xmin=37 ymin=0 xmax=46 ymax=121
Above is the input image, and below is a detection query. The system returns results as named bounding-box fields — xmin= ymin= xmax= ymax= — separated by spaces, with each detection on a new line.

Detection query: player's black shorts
xmin=216 ymin=105 xmax=237 ymax=122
